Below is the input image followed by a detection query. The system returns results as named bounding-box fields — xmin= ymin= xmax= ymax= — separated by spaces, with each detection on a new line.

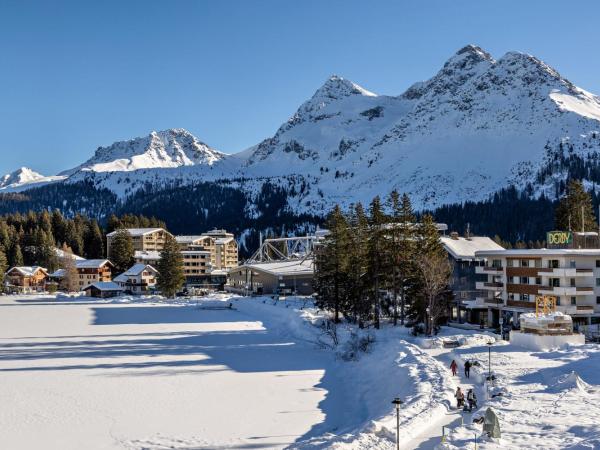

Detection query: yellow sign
xmin=535 ymin=295 xmax=557 ymax=317
xmin=547 ymin=231 xmax=573 ymax=245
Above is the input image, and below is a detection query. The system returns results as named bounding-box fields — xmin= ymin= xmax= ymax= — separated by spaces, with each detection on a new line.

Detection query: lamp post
xmin=486 ymin=341 xmax=493 ymax=399
xmin=391 ymin=397 xmax=403 ymax=450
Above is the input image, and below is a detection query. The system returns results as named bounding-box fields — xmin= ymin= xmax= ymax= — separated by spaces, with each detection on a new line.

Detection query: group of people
xmin=450 ymin=359 xmax=471 ymax=378
xmin=454 ymin=386 xmax=478 ymax=412
xmin=450 ymin=359 xmax=478 ymax=412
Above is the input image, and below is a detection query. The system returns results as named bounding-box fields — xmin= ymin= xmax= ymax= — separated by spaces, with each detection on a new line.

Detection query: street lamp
xmin=486 ymin=340 xmax=494 ymax=399
xmin=391 ymin=397 xmax=403 ymax=450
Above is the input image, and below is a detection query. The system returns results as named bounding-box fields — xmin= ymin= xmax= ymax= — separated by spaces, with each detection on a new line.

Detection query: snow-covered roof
xmin=215 ymin=237 xmax=235 ymax=245
xmin=440 ymin=236 xmax=504 ymax=260
xmin=135 ymin=250 xmax=161 ymax=260
xmin=235 ymin=259 xmax=314 ymax=277
xmin=82 ymin=281 xmax=122 ymax=292
xmin=54 ymin=248 xmax=86 ymax=261
xmin=50 ymin=268 xmax=65 ymax=278
xmin=123 ymin=263 xmax=157 ymax=276
xmin=476 ymin=248 xmax=600 ymax=257
xmin=175 ymin=235 xmax=203 ymax=244
xmin=76 ymin=259 xmax=112 ymax=269
xmin=106 ymin=228 xmax=165 ymax=237
xmin=6 ymin=266 xmax=48 ymax=277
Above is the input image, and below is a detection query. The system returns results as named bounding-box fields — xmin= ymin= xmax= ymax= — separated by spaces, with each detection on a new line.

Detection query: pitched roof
xmin=440 ymin=236 xmax=504 ymax=260
xmin=106 ymin=227 xmax=165 ymax=237
xmin=82 ymin=281 xmax=122 ymax=291
xmin=54 ymin=248 xmax=86 ymax=261
xmin=175 ymin=235 xmax=203 ymax=244
xmin=76 ymin=259 xmax=112 ymax=269
xmin=215 ymin=237 xmax=235 ymax=245
xmin=124 ymin=263 xmax=158 ymax=276
xmin=6 ymin=266 xmax=48 ymax=277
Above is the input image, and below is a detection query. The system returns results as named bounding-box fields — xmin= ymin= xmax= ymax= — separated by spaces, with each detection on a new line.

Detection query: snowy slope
xmin=4 ymin=45 xmax=600 ymax=213
xmin=0 ymin=167 xmax=66 ymax=191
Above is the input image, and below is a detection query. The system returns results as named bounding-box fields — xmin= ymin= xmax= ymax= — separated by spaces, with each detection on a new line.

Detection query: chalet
xmin=49 ymin=259 xmax=113 ymax=290
xmin=114 ymin=263 xmax=158 ymax=294
xmin=83 ymin=282 xmax=123 ymax=298
xmin=5 ymin=266 xmax=49 ymax=293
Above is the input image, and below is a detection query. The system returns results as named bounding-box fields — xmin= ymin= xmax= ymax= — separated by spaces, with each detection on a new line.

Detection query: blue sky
xmin=1 ymin=0 xmax=600 ymax=175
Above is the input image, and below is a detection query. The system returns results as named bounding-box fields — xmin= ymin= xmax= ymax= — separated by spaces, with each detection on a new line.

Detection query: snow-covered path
xmin=0 ymin=295 xmax=355 ymax=450
xmin=403 ymin=345 xmax=481 ymax=450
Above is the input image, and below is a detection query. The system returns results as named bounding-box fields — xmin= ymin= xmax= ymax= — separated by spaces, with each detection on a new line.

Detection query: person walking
xmin=464 ymin=360 xmax=471 ymax=378
xmin=450 ymin=359 xmax=458 ymax=376
xmin=455 ymin=387 xmax=464 ymax=409
xmin=467 ymin=389 xmax=477 ymax=412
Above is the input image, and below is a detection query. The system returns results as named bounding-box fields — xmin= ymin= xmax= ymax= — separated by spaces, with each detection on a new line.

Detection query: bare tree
xmin=416 ymin=252 xmax=452 ymax=335
xmin=60 ymin=246 xmax=79 ymax=293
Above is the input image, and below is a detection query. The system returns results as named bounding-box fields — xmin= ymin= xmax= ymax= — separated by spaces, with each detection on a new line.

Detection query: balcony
xmin=538 ymin=286 xmax=594 ymax=296
xmin=475 ymin=266 xmax=503 ymax=274
xmin=475 ymin=281 xmax=503 ymax=291
xmin=563 ymin=305 xmax=595 ymax=315
xmin=539 ymin=268 xmax=594 ymax=277
xmin=506 ymin=299 xmax=535 ymax=309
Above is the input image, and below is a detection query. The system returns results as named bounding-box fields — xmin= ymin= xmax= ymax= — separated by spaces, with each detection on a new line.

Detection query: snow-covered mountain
xmin=4 ymin=45 xmax=600 ymax=214
xmin=0 ymin=167 xmax=65 ymax=190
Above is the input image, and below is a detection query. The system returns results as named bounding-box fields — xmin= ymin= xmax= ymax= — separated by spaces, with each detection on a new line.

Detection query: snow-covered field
xmin=2 ymin=294 xmax=600 ymax=449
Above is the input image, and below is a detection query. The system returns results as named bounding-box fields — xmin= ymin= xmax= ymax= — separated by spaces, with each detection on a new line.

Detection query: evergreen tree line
xmin=0 ymin=209 xmax=167 ymax=275
xmin=314 ymin=191 xmax=452 ymax=334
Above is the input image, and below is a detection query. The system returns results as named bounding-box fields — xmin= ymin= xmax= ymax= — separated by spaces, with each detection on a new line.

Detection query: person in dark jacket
xmin=464 ymin=360 xmax=472 ymax=378
xmin=467 ymin=389 xmax=477 ymax=412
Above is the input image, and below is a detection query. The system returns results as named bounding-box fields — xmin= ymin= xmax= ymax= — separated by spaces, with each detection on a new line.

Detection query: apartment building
xmin=106 ymin=228 xmax=172 ymax=255
xmin=474 ymin=248 xmax=600 ymax=327
xmin=440 ymin=233 xmax=504 ymax=323
xmin=175 ymin=229 xmax=238 ymax=271
xmin=135 ymin=247 xmax=214 ymax=287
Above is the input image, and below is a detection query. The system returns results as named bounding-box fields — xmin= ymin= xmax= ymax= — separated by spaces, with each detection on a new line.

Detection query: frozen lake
xmin=0 ymin=296 xmax=349 ymax=449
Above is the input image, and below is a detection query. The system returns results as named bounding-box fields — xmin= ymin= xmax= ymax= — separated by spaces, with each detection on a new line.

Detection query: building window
xmin=570 ymin=260 xmax=576 ymax=268
xmin=520 ymin=259 xmax=529 ymax=268
xmin=597 ymin=260 xmax=600 ymax=268
xmin=520 ymin=277 xmax=528 ymax=284
xmin=550 ymin=260 xmax=559 ymax=269
xmin=551 ymin=278 xmax=560 ymax=287
xmin=521 ymin=294 xmax=529 ymax=301
xmin=596 ymin=296 xmax=600 ymax=305
xmin=571 ymin=297 xmax=576 ymax=306
xmin=570 ymin=278 xmax=576 ymax=287
xmin=557 ymin=298 xmax=561 ymax=306
xmin=596 ymin=278 xmax=600 ymax=287
xmin=535 ymin=277 xmax=541 ymax=285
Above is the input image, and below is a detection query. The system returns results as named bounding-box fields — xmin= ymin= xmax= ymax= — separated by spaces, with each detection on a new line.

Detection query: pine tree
xmin=0 ymin=248 xmax=7 ymax=287
xmin=388 ymin=192 xmax=417 ymax=325
xmin=84 ymin=220 xmax=104 ymax=258
xmin=10 ymin=243 xmax=23 ymax=267
xmin=555 ymin=179 xmax=597 ymax=232
xmin=346 ymin=203 xmax=370 ymax=327
xmin=366 ymin=196 xmax=387 ymax=329
xmin=156 ymin=234 xmax=185 ymax=298
xmin=314 ymin=205 xmax=350 ymax=322
xmin=108 ymin=229 xmax=134 ymax=274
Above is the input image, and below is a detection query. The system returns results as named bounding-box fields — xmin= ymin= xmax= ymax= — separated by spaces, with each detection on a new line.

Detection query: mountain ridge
xmin=2 ymin=44 xmax=600 ymax=218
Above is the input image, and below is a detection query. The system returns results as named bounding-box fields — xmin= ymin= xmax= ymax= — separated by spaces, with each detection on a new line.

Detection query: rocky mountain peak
xmin=0 ymin=167 xmax=45 ymax=188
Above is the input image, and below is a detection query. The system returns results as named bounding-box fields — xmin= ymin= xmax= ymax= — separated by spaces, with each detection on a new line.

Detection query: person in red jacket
xmin=450 ymin=359 xmax=458 ymax=376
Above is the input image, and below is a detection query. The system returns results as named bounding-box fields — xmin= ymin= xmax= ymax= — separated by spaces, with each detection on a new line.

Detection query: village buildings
xmin=106 ymin=228 xmax=171 ymax=255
